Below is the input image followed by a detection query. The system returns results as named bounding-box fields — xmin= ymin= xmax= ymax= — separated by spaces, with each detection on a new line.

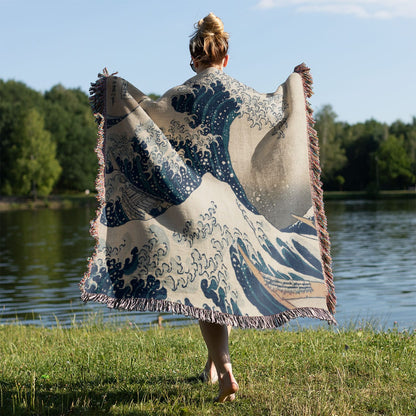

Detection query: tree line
xmin=0 ymin=80 xmax=415 ymax=197
xmin=0 ymin=80 xmax=97 ymax=197
xmin=315 ymin=105 xmax=415 ymax=192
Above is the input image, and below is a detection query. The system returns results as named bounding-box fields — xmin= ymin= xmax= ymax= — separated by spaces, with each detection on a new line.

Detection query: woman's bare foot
xmin=215 ymin=371 xmax=239 ymax=403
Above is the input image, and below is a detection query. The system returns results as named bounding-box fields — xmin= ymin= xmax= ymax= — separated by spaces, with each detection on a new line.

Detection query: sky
xmin=1 ymin=0 xmax=415 ymax=125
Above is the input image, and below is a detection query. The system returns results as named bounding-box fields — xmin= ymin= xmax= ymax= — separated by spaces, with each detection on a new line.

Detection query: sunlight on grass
xmin=0 ymin=317 xmax=415 ymax=415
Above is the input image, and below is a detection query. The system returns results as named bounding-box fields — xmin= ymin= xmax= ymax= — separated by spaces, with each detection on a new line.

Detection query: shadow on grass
xmin=1 ymin=374 xmax=209 ymax=416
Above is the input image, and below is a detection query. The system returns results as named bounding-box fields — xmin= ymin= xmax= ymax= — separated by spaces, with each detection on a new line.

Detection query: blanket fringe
xmin=89 ymin=68 xmax=117 ymax=116
xmin=80 ymin=290 xmax=337 ymax=329
xmin=79 ymin=69 xmax=111 ymax=292
xmin=294 ymin=63 xmax=336 ymax=315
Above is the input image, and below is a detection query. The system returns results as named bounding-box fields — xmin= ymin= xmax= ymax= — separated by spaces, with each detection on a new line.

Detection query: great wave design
xmin=81 ymin=66 xmax=336 ymax=328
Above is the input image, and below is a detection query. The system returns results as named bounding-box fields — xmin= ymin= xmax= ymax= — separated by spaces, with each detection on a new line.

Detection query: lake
xmin=0 ymin=198 xmax=415 ymax=330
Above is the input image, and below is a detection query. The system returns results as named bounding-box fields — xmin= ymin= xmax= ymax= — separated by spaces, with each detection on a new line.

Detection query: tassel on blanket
xmin=295 ymin=63 xmax=336 ymax=314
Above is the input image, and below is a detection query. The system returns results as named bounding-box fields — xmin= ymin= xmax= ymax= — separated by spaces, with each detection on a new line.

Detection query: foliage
xmin=314 ymin=105 xmax=347 ymax=187
xmin=148 ymin=93 xmax=161 ymax=101
xmin=0 ymin=77 xmax=415 ymax=195
xmin=0 ymin=80 xmax=45 ymax=195
xmin=44 ymin=85 xmax=98 ymax=191
xmin=0 ymin=323 xmax=415 ymax=415
xmin=376 ymin=135 xmax=415 ymax=189
xmin=9 ymin=108 xmax=61 ymax=197
xmin=314 ymin=105 xmax=416 ymax=191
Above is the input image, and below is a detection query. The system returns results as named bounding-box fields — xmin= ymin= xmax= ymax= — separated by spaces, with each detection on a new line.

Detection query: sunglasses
xmin=190 ymin=59 xmax=196 ymax=73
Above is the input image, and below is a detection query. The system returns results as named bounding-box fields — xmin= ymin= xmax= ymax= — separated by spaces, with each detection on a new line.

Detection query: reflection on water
xmin=0 ymin=198 xmax=415 ymax=329
xmin=0 ymin=205 xmax=193 ymax=328
xmin=324 ymin=198 xmax=416 ymax=329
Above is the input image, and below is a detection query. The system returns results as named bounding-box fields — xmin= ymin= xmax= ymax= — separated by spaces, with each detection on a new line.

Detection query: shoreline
xmin=0 ymin=190 xmax=415 ymax=212
xmin=0 ymin=194 xmax=97 ymax=211
xmin=323 ymin=190 xmax=416 ymax=200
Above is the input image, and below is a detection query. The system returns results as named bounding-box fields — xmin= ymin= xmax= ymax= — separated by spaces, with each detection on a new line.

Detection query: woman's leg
xmin=199 ymin=321 xmax=239 ymax=402
xmin=200 ymin=325 xmax=232 ymax=384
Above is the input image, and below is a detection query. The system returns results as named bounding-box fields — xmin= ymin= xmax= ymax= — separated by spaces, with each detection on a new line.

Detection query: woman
xmin=189 ymin=13 xmax=238 ymax=403
xmin=81 ymin=13 xmax=336 ymax=404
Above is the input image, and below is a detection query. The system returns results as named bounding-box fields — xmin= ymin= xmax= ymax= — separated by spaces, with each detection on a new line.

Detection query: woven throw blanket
xmin=80 ymin=64 xmax=336 ymax=328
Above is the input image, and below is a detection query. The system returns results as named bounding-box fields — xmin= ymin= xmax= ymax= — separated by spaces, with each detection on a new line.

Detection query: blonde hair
xmin=189 ymin=13 xmax=229 ymax=66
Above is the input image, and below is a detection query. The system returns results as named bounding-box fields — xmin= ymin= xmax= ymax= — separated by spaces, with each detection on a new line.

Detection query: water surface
xmin=0 ymin=198 xmax=415 ymax=329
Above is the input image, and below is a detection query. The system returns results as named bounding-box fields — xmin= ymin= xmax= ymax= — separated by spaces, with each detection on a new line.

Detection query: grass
xmin=0 ymin=321 xmax=415 ymax=415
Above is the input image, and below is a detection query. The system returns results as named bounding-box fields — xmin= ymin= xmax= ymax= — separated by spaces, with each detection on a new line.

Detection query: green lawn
xmin=0 ymin=321 xmax=415 ymax=415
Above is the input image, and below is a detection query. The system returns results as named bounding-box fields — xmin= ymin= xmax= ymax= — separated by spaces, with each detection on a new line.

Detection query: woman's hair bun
xmin=189 ymin=13 xmax=229 ymax=65
xmin=197 ymin=12 xmax=226 ymax=36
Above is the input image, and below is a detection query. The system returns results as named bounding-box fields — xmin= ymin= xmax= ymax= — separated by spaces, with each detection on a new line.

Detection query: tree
xmin=0 ymin=80 xmax=45 ymax=194
xmin=44 ymin=85 xmax=98 ymax=191
xmin=389 ymin=118 xmax=416 ymax=182
xmin=148 ymin=93 xmax=161 ymax=100
xmin=0 ymin=102 xmax=20 ymax=194
xmin=376 ymin=135 xmax=415 ymax=189
xmin=10 ymin=108 xmax=61 ymax=197
xmin=341 ymin=119 xmax=388 ymax=191
xmin=314 ymin=105 xmax=347 ymax=189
